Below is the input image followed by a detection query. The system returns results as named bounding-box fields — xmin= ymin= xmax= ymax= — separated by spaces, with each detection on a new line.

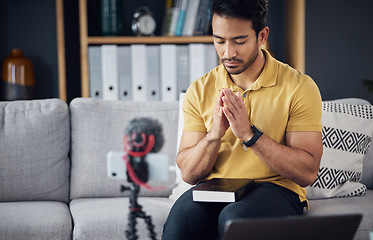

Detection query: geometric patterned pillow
xmin=306 ymin=100 xmax=373 ymax=199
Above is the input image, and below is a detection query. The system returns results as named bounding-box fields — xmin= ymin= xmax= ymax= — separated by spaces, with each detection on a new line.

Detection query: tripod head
xmin=124 ymin=132 xmax=155 ymax=182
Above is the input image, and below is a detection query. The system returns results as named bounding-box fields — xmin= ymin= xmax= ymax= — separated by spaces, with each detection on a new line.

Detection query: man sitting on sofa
xmin=163 ymin=0 xmax=323 ymax=239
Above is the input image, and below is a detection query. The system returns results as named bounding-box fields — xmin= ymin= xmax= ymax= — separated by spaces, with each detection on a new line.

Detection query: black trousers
xmin=162 ymin=182 xmax=304 ymax=240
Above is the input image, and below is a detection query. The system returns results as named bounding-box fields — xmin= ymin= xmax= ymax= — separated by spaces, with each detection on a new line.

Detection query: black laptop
xmin=223 ymin=214 xmax=362 ymax=240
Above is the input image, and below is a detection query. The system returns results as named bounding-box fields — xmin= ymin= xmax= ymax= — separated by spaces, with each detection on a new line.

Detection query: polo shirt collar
xmin=215 ymin=49 xmax=278 ymax=92
xmin=215 ymin=65 xmax=239 ymax=92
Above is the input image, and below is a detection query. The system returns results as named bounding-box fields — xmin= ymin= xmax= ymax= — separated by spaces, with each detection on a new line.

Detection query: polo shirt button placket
xmin=242 ymin=92 xmax=250 ymax=106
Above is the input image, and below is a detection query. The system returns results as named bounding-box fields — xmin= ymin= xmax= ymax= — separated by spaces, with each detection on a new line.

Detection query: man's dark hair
xmin=212 ymin=0 xmax=268 ymax=36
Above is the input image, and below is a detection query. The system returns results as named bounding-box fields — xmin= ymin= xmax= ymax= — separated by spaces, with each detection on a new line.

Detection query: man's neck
xmin=229 ymin=49 xmax=266 ymax=90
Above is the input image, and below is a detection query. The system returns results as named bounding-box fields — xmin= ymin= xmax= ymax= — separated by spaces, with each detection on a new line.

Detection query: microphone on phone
xmin=124 ymin=117 xmax=164 ymax=154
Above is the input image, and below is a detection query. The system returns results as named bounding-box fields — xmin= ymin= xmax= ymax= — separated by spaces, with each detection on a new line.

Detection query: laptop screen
xmin=223 ymin=214 xmax=362 ymax=240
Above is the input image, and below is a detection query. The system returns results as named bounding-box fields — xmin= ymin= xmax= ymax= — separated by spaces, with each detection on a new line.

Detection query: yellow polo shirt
xmin=182 ymin=49 xmax=322 ymax=203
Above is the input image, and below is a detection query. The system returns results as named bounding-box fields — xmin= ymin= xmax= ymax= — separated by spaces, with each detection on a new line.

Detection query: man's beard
xmin=222 ymin=47 xmax=259 ymax=75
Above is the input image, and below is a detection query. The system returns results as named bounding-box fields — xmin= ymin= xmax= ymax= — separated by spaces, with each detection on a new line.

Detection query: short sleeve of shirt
xmin=182 ymin=84 xmax=208 ymax=132
xmin=287 ymin=75 xmax=322 ymax=132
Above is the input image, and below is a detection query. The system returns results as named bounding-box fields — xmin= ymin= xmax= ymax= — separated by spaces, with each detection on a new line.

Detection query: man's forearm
xmin=250 ymin=132 xmax=322 ymax=187
xmin=176 ymin=132 xmax=221 ymax=185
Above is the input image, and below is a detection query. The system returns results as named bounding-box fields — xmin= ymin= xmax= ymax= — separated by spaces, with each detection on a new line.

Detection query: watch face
xmin=138 ymin=14 xmax=156 ymax=35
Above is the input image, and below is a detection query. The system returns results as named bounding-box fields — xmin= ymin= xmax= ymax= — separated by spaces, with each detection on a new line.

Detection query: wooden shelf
xmin=77 ymin=0 xmax=305 ymax=98
xmin=56 ymin=0 xmax=66 ymax=101
xmin=87 ymin=36 xmax=213 ymax=45
xmin=78 ymin=0 xmax=215 ymax=98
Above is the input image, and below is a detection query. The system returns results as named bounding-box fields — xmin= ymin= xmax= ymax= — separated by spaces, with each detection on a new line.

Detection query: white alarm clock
xmin=131 ymin=6 xmax=156 ymax=36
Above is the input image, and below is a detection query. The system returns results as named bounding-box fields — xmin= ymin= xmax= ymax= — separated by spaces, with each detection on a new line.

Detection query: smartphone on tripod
xmin=107 ymin=151 xmax=169 ymax=181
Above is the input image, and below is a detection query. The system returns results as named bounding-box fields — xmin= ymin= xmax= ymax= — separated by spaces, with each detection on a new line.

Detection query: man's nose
xmin=224 ymin=42 xmax=237 ymax=60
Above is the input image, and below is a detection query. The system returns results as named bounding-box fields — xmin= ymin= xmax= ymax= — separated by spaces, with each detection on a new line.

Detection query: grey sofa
xmin=0 ymin=97 xmax=372 ymax=240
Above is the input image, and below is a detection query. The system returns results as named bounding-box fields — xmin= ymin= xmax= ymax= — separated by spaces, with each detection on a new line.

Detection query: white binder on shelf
xmin=176 ymin=45 xmax=189 ymax=99
xmin=101 ymin=45 xmax=119 ymax=100
xmin=88 ymin=46 xmax=102 ymax=98
xmin=189 ymin=43 xmax=206 ymax=85
xmin=146 ymin=45 xmax=161 ymax=101
xmin=160 ymin=44 xmax=177 ymax=101
xmin=204 ymin=43 xmax=219 ymax=72
xmin=117 ymin=45 xmax=132 ymax=101
xmin=130 ymin=44 xmax=147 ymax=101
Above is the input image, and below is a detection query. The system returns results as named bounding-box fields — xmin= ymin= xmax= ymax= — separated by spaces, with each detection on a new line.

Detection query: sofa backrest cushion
xmin=362 ymin=141 xmax=373 ymax=189
xmin=0 ymin=99 xmax=70 ymax=203
xmin=69 ymin=98 xmax=178 ymax=199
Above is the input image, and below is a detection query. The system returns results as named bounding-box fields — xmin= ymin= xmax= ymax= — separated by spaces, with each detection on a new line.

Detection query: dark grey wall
xmin=0 ymin=0 xmax=59 ymax=99
xmin=266 ymin=0 xmax=286 ymax=62
xmin=63 ymin=0 xmax=81 ymax=101
xmin=306 ymin=0 xmax=373 ymax=102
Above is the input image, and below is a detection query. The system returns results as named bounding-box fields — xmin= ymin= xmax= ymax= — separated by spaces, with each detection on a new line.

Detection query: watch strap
xmin=242 ymin=125 xmax=263 ymax=151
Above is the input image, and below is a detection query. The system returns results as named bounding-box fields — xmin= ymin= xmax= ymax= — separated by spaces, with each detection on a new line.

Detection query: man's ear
xmin=258 ymin=27 xmax=270 ymax=46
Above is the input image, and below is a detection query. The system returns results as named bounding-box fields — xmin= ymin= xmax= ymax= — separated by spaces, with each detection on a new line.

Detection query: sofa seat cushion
xmin=306 ymin=190 xmax=373 ymax=240
xmin=70 ymin=197 xmax=174 ymax=240
xmin=0 ymin=201 xmax=72 ymax=240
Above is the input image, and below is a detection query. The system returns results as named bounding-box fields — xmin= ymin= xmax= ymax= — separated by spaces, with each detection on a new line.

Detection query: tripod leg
xmin=125 ymin=183 xmax=157 ymax=239
xmin=126 ymin=183 xmax=141 ymax=240
xmin=126 ymin=210 xmax=138 ymax=240
xmin=144 ymin=214 xmax=156 ymax=240
xmin=137 ymin=210 xmax=156 ymax=240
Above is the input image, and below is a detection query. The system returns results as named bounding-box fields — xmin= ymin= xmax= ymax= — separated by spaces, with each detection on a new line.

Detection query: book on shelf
xmin=162 ymin=0 xmax=174 ymax=36
xmin=168 ymin=0 xmax=181 ymax=36
xmin=175 ymin=0 xmax=189 ymax=36
xmin=195 ymin=0 xmax=212 ymax=36
xmin=183 ymin=0 xmax=201 ymax=36
xmin=164 ymin=0 xmax=212 ymax=36
xmin=192 ymin=178 xmax=256 ymax=202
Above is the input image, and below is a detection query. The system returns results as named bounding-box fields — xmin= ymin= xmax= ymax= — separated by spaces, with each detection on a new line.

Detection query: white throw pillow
xmin=306 ymin=99 xmax=373 ymax=199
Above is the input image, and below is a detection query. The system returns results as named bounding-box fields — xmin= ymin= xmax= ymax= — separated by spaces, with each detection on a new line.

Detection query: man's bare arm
xmin=176 ymin=131 xmax=220 ymax=185
xmin=221 ymin=88 xmax=322 ymax=187
xmin=250 ymin=131 xmax=322 ymax=187
xmin=177 ymin=91 xmax=229 ymax=185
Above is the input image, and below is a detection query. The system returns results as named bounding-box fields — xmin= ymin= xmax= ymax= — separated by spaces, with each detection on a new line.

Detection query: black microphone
xmin=124 ymin=117 xmax=164 ymax=183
